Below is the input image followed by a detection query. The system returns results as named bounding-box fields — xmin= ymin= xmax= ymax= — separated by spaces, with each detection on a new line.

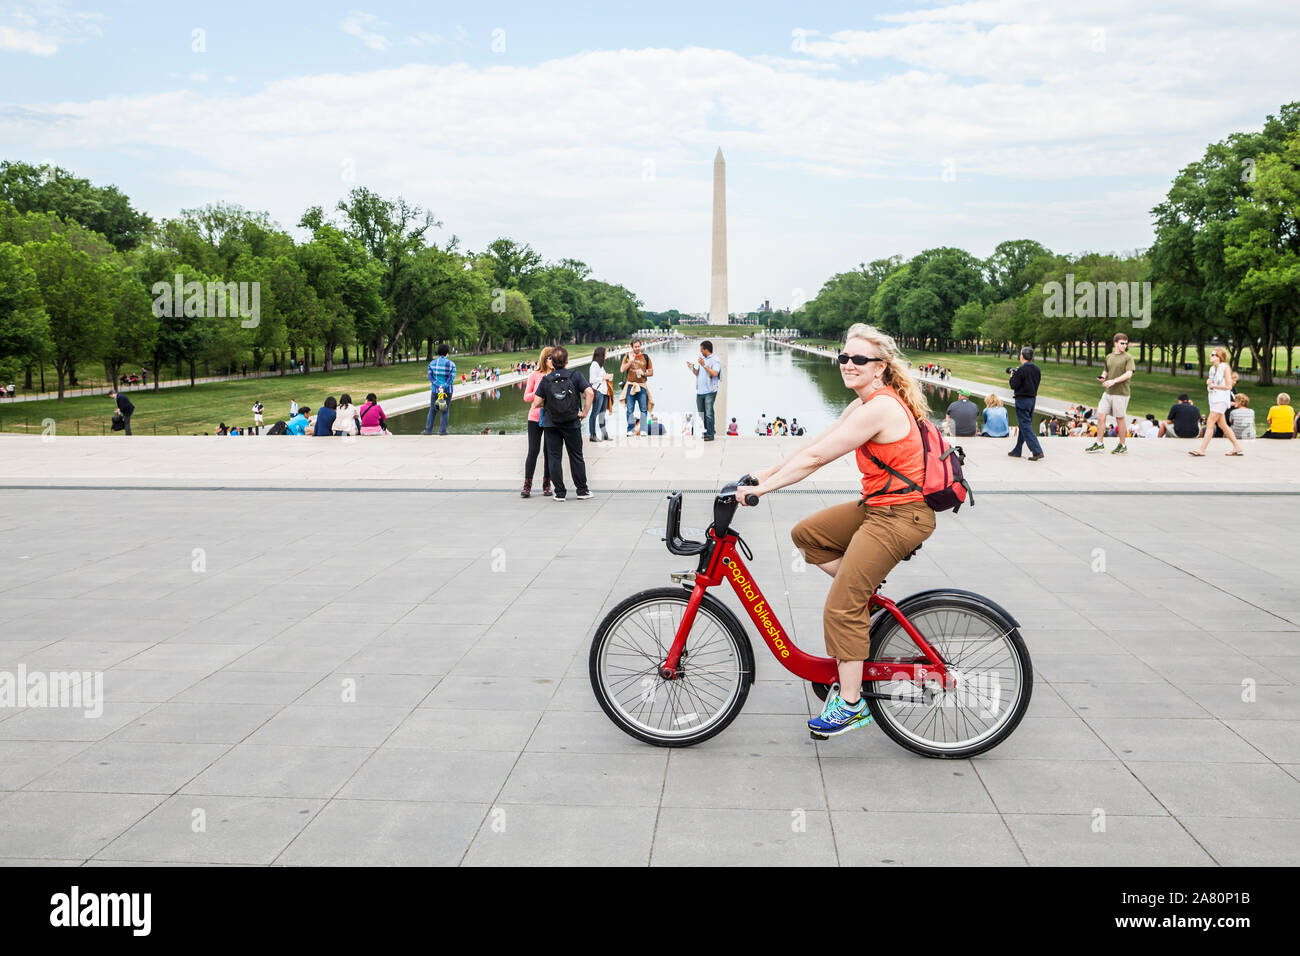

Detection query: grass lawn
xmin=1 ymin=340 xmax=631 ymax=436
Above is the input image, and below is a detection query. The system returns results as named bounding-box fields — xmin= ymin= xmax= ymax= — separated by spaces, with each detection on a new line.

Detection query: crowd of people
xmin=246 ymin=393 xmax=390 ymax=436
xmin=752 ymin=414 xmax=806 ymax=436
xmin=920 ymin=363 xmax=952 ymax=381
xmin=938 ymin=337 xmax=1299 ymax=457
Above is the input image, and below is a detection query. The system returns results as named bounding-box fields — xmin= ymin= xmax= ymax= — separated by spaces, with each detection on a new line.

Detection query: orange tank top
xmin=856 ymin=388 xmax=925 ymax=506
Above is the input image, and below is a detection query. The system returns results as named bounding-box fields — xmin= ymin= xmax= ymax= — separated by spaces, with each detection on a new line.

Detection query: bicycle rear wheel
xmin=590 ymin=587 xmax=753 ymax=747
xmin=867 ymin=592 xmax=1032 ymax=758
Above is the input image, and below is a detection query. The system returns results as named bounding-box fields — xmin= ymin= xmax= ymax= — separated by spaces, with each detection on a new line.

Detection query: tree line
xmin=799 ymin=102 xmax=1300 ymax=385
xmin=0 ymin=167 xmax=644 ymax=399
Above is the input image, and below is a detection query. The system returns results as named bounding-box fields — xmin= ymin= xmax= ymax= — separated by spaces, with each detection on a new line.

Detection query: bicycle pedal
xmin=809 ymin=731 xmax=828 ymax=741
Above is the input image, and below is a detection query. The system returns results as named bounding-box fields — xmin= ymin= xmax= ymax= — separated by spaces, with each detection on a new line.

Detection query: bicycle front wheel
xmin=589 ymin=588 xmax=753 ymax=747
xmin=867 ymin=592 xmax=1032 ymax=758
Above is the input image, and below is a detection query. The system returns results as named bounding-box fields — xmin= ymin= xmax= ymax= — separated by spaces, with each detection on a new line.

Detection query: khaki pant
xmin=791 ymin=499 xmax=936 ymax=661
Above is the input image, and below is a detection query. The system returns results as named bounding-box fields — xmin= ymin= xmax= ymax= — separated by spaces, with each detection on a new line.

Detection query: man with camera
xmin=1007 ymin=347 xmax=1044 ymax=460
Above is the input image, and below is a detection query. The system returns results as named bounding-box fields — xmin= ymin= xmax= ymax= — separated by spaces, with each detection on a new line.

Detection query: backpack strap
xmin=862 ymin=404 xmax=926 ymax=500
xmin=862 ymin=453 xmax=924 ymax=499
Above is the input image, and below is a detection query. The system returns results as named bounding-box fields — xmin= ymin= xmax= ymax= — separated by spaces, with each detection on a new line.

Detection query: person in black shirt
xmin=531 ymin=346 xmax=595 ymax=501
xmin=1161 ymin=394 xmax=1202 ymax=438
xmin=1007 ymin=347 xmax=1044 ymax=460
xmin=108 ymin=388 xmax=134 ymax=436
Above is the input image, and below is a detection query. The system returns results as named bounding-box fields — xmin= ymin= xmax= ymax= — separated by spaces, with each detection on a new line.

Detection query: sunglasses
xmin=838 ymin=353 xmax=885 ymax=366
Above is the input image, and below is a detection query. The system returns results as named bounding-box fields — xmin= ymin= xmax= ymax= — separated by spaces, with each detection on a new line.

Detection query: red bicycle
xmin=590 ymin=478 xmax=1032 ymax=758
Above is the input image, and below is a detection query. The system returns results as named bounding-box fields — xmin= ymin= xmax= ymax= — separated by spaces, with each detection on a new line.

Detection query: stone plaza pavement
xmin=1 ymin=435 xmax=1297 ymax=865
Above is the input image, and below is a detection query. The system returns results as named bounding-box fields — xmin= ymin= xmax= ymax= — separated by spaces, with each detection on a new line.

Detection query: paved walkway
xmin=0 ymin=485 xmax=1295 ymax=865
xmin=2 ymin=402 xmax=1296 ymax=865
xmin=4 ymin=430 xmax=1295 ymax=494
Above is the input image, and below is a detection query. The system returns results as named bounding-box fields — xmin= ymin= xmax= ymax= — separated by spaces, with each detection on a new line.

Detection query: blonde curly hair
xmin=843 ymin=324 xmax=928 ymax=420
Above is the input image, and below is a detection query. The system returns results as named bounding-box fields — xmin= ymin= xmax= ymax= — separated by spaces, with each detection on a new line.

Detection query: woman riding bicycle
xmin=742 ymin=323 xmax=935 ymax=737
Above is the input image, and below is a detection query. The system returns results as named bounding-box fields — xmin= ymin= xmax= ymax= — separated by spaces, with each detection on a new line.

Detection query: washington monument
xmin=710 ymin=147 xmax=728 ymax=324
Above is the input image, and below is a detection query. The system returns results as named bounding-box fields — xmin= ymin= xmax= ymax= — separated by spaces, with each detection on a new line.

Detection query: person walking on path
xmin=108 ymin=388 xmax=134 ymax=435
xmin=1191 ymin=347 xmax=1245 ymax=456
xmin=252 ymin=400 xmax=265 ymax=431
xmin=423 ymin=343 xmax=456 ymax=435
xmin=521 ymin=346 xmax=555 ymax=497
xmin=620 ymin=338 xmax=654 ymax=436
xmin=741 ymin=323 xmax=937 ymax=737
xmin=1007 ymin=346 xmax=1044 ymax=460
xmin=687 ymin=339 xmax=722 ymax=441
xmin=1086 ymin=333 xmax=1135 ymax=454
xmin=587 ymin=347 xmax=612 ymax=442
xmin=531 ymin=346 xmax=595 ymax=502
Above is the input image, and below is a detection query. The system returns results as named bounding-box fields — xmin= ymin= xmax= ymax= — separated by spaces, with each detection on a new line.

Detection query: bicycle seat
xmin=902 ymin=543 xmax=922 ymax=561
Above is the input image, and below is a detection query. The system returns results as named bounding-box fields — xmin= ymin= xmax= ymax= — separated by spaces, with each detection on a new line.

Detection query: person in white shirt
xmin=333 ymin=393 xmax=360 ymax=436
xmin=252 ymin=401 xmax=264 ymax=428
xmin=587 ymin=347 xmax=612 ymax=442
xmin=756 ymin=413 xmax=769 ymax=435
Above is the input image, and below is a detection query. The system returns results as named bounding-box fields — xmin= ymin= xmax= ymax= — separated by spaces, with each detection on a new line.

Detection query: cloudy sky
xmin=2 ymin=0 xmax=1297 ymax=312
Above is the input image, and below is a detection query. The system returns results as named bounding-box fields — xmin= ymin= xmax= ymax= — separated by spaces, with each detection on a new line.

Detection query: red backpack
xmin=867 ymin=417 xmax=973 ymax=513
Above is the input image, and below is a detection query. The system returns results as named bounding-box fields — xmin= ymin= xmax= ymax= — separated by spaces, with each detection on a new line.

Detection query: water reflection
xmin=387 ymin=339 xmax=1053 ymax=435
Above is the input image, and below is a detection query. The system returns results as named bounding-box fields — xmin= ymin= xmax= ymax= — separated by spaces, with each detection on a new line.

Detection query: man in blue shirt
xmin=423 ymin=343 xmax=457 ymax=435
xmin=686 ymin=340 xmax=722 ymax=441
xmin=284 ymin=407 xmax=311 ymax=436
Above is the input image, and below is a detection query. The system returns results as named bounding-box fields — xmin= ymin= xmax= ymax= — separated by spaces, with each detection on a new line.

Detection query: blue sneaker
xmin=808 ymin=693 xmax=873 ymax=737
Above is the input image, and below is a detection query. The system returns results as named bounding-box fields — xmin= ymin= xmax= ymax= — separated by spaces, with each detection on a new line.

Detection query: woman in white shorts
xmin=1191 ymin=347 xmax=1243 ymax=456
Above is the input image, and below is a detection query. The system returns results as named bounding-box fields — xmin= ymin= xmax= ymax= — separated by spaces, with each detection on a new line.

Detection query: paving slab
xmin=0 ymin=464 xmax=1295 ymax=865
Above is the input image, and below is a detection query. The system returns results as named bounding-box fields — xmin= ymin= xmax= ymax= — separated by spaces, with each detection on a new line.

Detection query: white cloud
xmin=4 ymin=2 xmax=1297 ymax=309
xmin=0 ymin=1 xmax=102 ymax=55
xmin=340 ymin=10 xmax=389 ymax=52
xmin=405 ymin=31 xmax=444 ymax=47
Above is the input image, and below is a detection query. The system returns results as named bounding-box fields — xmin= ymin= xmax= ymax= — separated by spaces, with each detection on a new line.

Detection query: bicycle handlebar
xmin=665 ymin=476 xmax=761 ymax=557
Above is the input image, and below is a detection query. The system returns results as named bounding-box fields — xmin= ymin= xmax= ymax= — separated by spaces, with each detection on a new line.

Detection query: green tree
xmin=1150 ymin=102 xmax=1299 ymax=382
xmin=334 ymin=188 xmax=440 ymax=363
xmin=985 ymin=239 xmax=1052 ymax=301
xmin=100 ymin=261 xmax=158 ymax=387
xmin=0 ymin=241 xmax=52 ymax=385
xmin=0 ymin=161 xmax=152 ymax=251
xmin=1224 ymin=127 xmax=1300 ymax=382
xmin=22 ymin=235 xmax=112 ymax=399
